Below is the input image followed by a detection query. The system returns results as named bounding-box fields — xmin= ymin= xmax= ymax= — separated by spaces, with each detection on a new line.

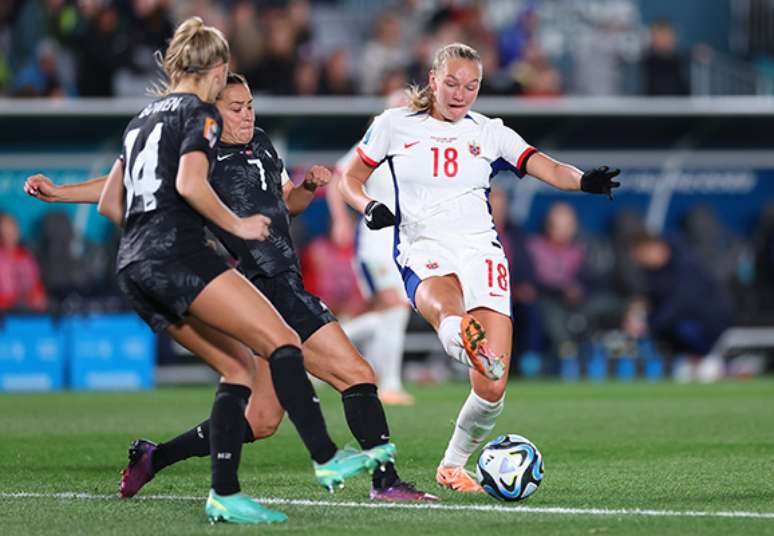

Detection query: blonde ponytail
xmin=405 ymin=42 xmax=482 ymax=114
xmin=151 ymin=16 xmax=229 ymax=96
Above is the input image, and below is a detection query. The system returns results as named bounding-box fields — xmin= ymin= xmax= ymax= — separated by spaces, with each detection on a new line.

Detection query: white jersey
xmin=356 ymin=106 xmax=535 ymax=251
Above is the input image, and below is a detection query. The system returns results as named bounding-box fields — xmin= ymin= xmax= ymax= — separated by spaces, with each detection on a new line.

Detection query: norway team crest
xmin=468 ymin=140 xmax=481 ymax=157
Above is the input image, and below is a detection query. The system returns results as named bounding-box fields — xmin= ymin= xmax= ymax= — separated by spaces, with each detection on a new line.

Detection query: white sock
xmin=364 ymin=306 xmax=410 ymax=392
xmin=441 ymin=390 xmax=505 ymax=468
xmin=438 ymin=315 xmax=470 ymax=367
xmin=339 ymin=311 xmax=382 ymax=347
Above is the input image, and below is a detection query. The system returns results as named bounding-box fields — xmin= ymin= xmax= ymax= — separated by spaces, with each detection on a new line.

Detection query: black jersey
xmin=207 ymin=127 xmax=299 ymax=277
xmin=116 ymin=93 xmax=222 ymax=271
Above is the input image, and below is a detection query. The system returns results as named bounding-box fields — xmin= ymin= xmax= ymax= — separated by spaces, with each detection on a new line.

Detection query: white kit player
xmin=328 ymin=92 xmax=414 ymax=406
xmin=339 ymin=43 xmax=621 ymax=492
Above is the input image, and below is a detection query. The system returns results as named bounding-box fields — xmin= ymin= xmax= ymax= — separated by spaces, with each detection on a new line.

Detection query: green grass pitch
xmin=1 ymin=380 xmax=773 ymax=535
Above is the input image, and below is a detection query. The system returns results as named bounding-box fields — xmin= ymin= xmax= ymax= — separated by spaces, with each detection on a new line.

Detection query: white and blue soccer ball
xmin=476 ymin=434 xmax=544 ymax=502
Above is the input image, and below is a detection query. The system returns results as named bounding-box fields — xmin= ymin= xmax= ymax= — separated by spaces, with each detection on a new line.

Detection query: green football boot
xmin=314 ymin=444 xmax=398 ymax=491
xmin=205 ymin=490 xmax=288 ymax=525
xmin=363 ymin=442 xmax=398 ymax=472
xmin=314 ymin=447 xmax=372 ymax=491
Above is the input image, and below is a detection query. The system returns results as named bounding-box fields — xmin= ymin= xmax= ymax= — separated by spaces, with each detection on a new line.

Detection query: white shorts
xmin=353 ymin=220 xmax=407 ymax=300
xmin=396 ymin=232 xmax=512 ymax=317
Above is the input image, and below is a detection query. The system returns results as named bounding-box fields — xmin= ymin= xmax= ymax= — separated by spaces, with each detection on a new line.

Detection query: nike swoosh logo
xmin=489 ymin=292 xmax=505 ymax=298
xmin=216 ymin=153 xmax=234 ymax=161
xmin=312 ymin=397 xmax=320 ymax=403
xmin=380 ymin=434 xmax=390 ymax=441
xmin=404 ymin=141 xmax=420 ymax=149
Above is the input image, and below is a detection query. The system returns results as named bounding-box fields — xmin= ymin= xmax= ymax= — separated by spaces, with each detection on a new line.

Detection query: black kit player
xmin=77 ymin=17 xmax=396 ymax=525
xmin=24 ymin=73 xmax=437 ymax=502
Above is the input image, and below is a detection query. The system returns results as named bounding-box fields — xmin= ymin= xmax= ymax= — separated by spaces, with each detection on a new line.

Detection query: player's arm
xmin=326 ymin=158 xmax=356 ymax=248
xmin=526 ymin=153 xmax=621 ymax=199
xmin=284 ymin=165 xmax=331 ymax=216
xmin=339 ymin=153 xmax=394 ymax=229
xmin=24 ymin=174 xmax=107 ymax=204
xmin=97 ymin=159 xmax=126 ymax=226
xmin=176 ymin=151 xmax=270 ymax=241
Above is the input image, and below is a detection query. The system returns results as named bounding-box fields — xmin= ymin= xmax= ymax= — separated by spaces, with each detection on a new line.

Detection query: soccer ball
xmin=476 ymin=434 xmax=544 ymax=502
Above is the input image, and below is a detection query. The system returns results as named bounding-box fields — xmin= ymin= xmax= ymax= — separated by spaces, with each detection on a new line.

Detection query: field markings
xmin=1 ymin=492 xmax=773 ymax=520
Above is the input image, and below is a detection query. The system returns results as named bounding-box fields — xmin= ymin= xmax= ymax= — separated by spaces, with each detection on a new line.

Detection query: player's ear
xmin=429 ymin=69 xmax=438 ymax=92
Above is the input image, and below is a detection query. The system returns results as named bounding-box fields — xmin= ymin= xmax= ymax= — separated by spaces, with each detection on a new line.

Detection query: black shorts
xmin=250 ymin=270 xmax=336 ymax=342
xmin=117 ymin=249 xmax=230 ymax=332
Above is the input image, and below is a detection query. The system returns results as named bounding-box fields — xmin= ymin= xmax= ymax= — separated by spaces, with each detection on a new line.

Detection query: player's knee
xmin=349 ymin=355 xmax=377 ymax=386
xmin=219 ymin=358 xmax=255 ymax=386
xmin=265 ymin=327 xmax=302 ymax=354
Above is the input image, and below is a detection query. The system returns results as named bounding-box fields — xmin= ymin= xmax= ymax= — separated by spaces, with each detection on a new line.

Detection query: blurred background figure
xmin=0 ymin=213 xmax=47 ymax=312
xmin=641 ymin=19 xmax=689 ymax=96
xmin=627 ymin=232 xmax=731 ymax=380
xmin=527 ymin=203 xmax=586 ymax=369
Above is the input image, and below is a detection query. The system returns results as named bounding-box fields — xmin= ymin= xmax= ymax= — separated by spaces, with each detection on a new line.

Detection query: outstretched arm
xmin=24 ymin=174 xmax=107 ymax=204
xmin=97 ymin=159 xmax=126 ymax=226
xmin=526 ymin=153 xmax=621 ymax=199
xmin=284 ymin=165 xmax=331 ymax=216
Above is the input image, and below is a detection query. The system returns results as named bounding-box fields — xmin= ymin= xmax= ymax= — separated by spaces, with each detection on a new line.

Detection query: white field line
xmin=0 ymin=492 xmax=773 ymax=520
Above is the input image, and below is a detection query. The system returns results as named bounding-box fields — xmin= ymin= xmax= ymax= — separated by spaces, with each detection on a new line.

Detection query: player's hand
xmin=580 ymin=166 xmax=621 ymax=200
xmin=303 ymin=165 xmax=331 ymax=191
xmin=24 ymin=174 xmax=60 ymax=202
xmin=364 ymin=200 xmax=395 ymax=230
xmin=235 ymin=214 xmax=271 ymax=241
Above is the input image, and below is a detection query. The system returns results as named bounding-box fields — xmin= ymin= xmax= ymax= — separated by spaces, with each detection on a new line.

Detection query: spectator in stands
xmin=12 ymin=38 xmax=73 ymax=97
xmin=292 ymin=58 xmax=320 ymax=96
xmin=641 ymin=20 xmax=689 ymax=96
xmin=227 ymin=1 xmax=263 ymax=79
xmin=527 ymin=202 xmax=585 ymax=362
xmin=113 ymin=0 xmax=174 ymax=96
xmin=360 ymin=12 xmax=408 ymax=94
xmin=71 ymin=2 xmax=124 ymax=96
xmin=512 ymin=43 xmax=562 ymax=97
xmin=247 ymin=13 xmax=297 ymax=95
xmin=378 ymin=66 xmax=408 ymax=97
xmin=318 ymin=48 xmax=356 ymax=95
xmin=478 ymin=40 xmax=522 ymax=96
xmin=628 ymin=232 xmax=730 ymax=356
xmin=0 ymin=213 xmax=47 ymax=312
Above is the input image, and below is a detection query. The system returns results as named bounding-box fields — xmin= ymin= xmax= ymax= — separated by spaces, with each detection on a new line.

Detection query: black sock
xmin=210 ymin=382 xmax=251 ymax=496
xmin=342 ymin=383 xmax=400 ymax=489
xmin=269 ymin=345 xmax=338 ymax=464
xmin=152 ymin=416 xmax=255 ymax=474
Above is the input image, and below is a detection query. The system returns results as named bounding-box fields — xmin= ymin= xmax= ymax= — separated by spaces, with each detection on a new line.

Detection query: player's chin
xmin=447 ymin=105 xmax=469 ymax=121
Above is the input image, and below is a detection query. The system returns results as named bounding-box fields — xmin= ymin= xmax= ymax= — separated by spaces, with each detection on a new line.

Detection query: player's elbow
xmin=97 ymin=199 xmax=122 ymax=226
xmin=175 ymin=174 xmax=195 ymax=200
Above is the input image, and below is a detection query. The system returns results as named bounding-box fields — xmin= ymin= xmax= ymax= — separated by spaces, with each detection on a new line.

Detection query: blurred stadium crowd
xmin=2 ymin=0 xmax=766 ymax=98
xmin=2 ymin=0 xmax=774 ymax=380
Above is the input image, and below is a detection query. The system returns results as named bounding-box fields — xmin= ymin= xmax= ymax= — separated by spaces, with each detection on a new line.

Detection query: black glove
xmin=364 ymin=200 xmax=395 ymax=230
xmin=580 ymin=166 xmax=621 ymax=200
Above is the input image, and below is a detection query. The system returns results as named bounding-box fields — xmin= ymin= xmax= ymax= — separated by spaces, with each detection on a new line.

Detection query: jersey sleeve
xmin=356 ymin=111 xmax=392 ymax=167
xmin=280 ymin=166 xmax=290 ymax=186
xmin=495 ymin=121 xmax=537 ymax=178
xmin=180 ymin=104 xmax=222 ymax=159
